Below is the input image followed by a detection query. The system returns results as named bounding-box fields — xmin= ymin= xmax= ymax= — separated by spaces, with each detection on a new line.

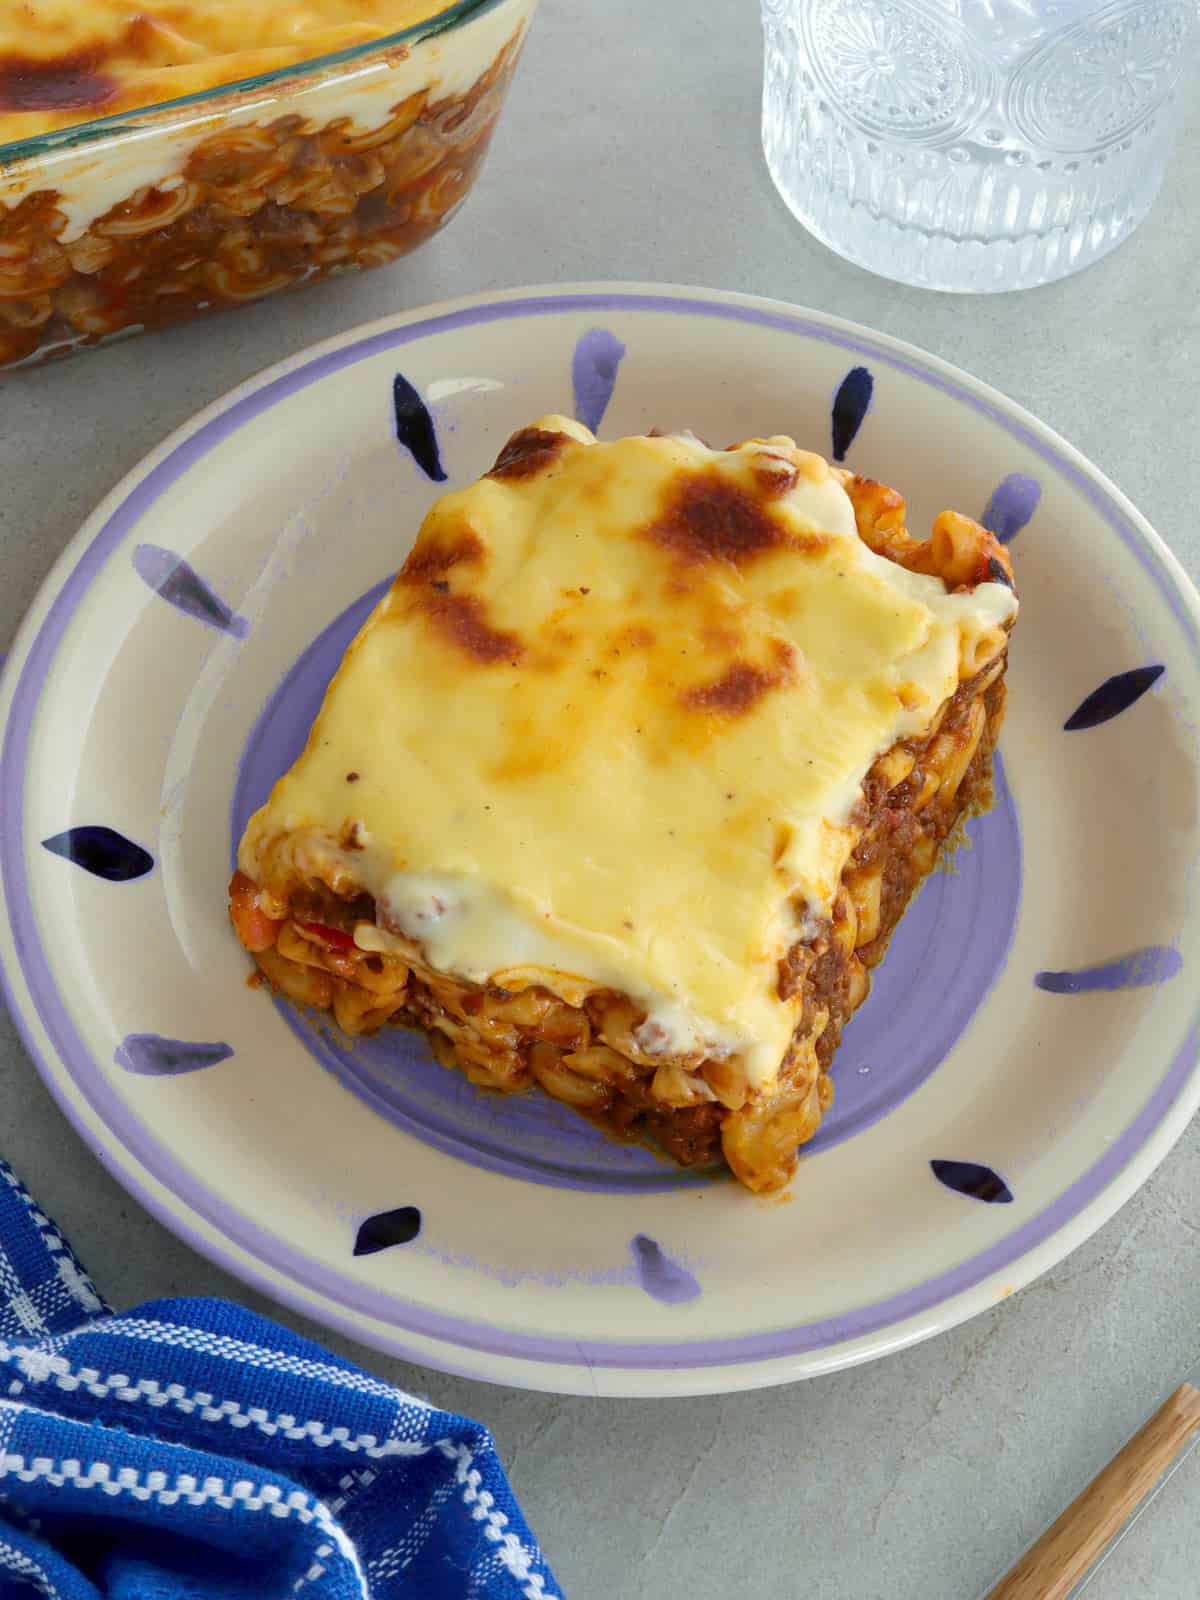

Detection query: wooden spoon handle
xmin=985 ymin=1384 xmax=1200 ymax=1600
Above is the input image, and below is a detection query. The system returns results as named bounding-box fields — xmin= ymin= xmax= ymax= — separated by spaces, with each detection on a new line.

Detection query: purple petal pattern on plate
xmin=133 ymin=545 xmax=249 ymax=639
xmin=630 ymin=1235 xmax=701 ymax=1304
xmin=392 ymin=372 xmax=446 ymax=482
xmin=1035 ymin=945 xmax=1181 ymax=994
xmin=354 ymin=1206 xmax=423 ymax=1257
xmin=831 ymin=366 xmax=873 ymax=461
xmin=930 ymin=1160 xmax=1013 ymax=1204
xmin=115 ymin=1034 xmax=233 ymax=1076
xmin=1063 ymin=665 xmax=1165 ymax=731
xmin=571 ymin=328 xmax=626 ymax=434
xmin=41 ymin=826 xmax=153 ymax=882
xmin=981 ymin=473 xmax=1041 ymax=545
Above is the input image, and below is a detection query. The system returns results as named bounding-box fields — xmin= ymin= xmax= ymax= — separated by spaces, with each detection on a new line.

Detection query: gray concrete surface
xmin=2 ymin=2 xmax=1199 ymax=1595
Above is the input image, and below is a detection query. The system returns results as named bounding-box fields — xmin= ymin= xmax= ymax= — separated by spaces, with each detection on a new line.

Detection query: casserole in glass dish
xmin=0 ymin=0 xmax=536 ymax=369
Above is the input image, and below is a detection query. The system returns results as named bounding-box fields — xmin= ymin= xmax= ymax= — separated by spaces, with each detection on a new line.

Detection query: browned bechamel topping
xmin=488 ymin=428 xmax=571 ymax=481
xmin=644 ymin=472 xmax=820 ymax=568
xmin=681 ymin=642 xmax=797 ymax=717
xmin=0 ymin=5 xmax=457 ymax=135
xmin=0 ymin=52 xmax=117 ymax=113
xmin=400 ymin=529 xmax=486 ymax=586
xmin=416 ymin=591 xmax=524 ymax=665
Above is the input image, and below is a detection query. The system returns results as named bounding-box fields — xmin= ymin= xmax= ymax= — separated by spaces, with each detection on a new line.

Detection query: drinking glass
xmin=761 ymin=0 xmax=1199 ymax=292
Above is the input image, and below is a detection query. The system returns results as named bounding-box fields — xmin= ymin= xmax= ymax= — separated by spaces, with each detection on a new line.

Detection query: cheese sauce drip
xmin=240 ymin=420 xmax=1017 ymax=1088
xmin=0 ymin=0 xmax=447 ymax=142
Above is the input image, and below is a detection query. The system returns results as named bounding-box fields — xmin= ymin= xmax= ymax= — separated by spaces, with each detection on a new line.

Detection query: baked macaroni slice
xmin=231 ymin=419 xmax=1018 ymax=1192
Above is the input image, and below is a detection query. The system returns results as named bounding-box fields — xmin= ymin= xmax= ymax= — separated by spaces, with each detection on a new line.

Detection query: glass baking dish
xmin=0 ymin=0 xmax=537 ymax=371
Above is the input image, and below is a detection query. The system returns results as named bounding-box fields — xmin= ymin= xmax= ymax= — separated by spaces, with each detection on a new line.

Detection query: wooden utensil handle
xmin=985 ymin=1384 xmax=1200 ymax=1600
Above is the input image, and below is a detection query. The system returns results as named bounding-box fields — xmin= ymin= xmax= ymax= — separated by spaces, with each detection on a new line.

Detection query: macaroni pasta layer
xmin=232 ymin=421 xmax=1018 ymax=1191
xmin=0 ymin=0 xmax=448 ymax=142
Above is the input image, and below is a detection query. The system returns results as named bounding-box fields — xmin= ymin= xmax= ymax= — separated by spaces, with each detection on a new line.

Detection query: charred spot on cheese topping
xmin=400 ymin=529 xmax=486 ymax=586
xmin=644 ymin=471 xmax=805 ymax=568
xmin=416 ymin=591 xmax=524 ymax=665
xmin=0 ymin=51 xmax=118 ymax=113
xmin=682 ymin=642 xmax=798 ymax=717
xmin=489 ymin=428 xmax=571 ymax=481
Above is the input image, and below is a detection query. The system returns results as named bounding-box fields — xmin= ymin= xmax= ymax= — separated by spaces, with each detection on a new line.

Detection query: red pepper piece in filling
xmin=297 ymin=919 xmax=356 ymax=952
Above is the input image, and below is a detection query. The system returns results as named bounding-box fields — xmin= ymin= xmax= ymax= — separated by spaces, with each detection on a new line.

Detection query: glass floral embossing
xmin=1006 ymin=0 xmax=1192 ymax=153
xmin=798 ymin=0 xmax=994 ymax=144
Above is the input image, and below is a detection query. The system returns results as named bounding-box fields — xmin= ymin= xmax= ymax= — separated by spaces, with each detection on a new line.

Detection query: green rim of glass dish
xmin=0 ymin=0 xmax=514 ymax=165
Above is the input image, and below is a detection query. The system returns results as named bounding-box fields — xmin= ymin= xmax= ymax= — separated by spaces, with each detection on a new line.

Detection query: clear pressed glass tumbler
xmin=761 ymin=0 xmax=1198 ymax=292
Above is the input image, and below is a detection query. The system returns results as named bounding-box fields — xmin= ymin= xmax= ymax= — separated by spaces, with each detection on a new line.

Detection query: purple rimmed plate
xmin=1 ymin=284 xmax=1197 ymax=1396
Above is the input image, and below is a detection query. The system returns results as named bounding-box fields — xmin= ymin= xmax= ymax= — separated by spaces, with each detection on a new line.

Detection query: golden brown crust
xmin=487 ymin=427 xmax=572 ymax=480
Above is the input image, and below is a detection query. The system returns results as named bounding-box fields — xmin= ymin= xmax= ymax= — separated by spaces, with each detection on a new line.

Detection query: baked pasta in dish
xmin=0 ymin=0 xmax=533 ymax=368
xmin=231 ymin=418 xmax=1017 ymax=1193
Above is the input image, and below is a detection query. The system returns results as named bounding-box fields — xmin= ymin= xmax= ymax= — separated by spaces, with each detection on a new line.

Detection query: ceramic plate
xmin=3 ymin=285 xmax=1198 ymax=1397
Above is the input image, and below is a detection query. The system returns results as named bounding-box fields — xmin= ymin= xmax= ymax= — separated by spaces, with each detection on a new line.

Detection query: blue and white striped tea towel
xmin=0 ymin=1159 xmax=561 ymax=1599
